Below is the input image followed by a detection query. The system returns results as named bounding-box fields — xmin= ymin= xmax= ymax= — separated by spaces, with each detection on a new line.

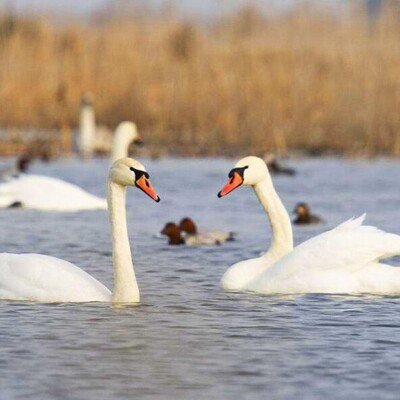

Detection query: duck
xmin=161 ymin=222 xmax=185 ymax=245
xmin=0 ymin=122 xmax=142 ymax=211
xmin=179 ymin=217 xmax=234 ymax=243
xmin=263 ymin=154 xmax=296 ymax=176
xmin=217 ymin=156 xmax=400 ymax=295
xmin=293 ymin=202 xmax=323 ymax=225
xmin=0 ymin=155 xmax=31 ymax=180
xmin=160 ymin=221 xmax=220 ymax=246
xmin=0 ymin=158 xmax=160 ymax=303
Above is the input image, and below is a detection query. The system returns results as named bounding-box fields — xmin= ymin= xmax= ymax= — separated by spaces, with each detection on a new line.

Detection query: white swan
xmin=0 ymin=158 xmax=160 ymax=302
xmin=0 ymin=122 xmax=142 ymax=211
xmin=78 ymin=93 xmax=96 ymax=158
xmin=218 ymin=156 xmax=400 ymax=295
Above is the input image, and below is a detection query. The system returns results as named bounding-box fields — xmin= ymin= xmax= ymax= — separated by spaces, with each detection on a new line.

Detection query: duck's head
xmin=218 ymin=156 xmax=268 ymax=197
xmin=294 ymin=202 xmax=310 ymax=217
xmin=17 ymin=155 xmax=31 ymax=173
xmin=161 ymin=222 xmax=184 ymax=245
xmin=179 ymin=217 xmax=197 ymax=234
xmin=109 ymin=158 xmax=160 ymax=202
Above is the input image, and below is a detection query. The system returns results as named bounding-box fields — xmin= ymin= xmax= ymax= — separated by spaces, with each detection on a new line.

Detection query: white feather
xmin=0 ymin=253 xmax=111 ymax=302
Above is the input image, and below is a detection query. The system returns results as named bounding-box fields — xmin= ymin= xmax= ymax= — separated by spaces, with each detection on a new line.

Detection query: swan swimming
xmin=0 ymin=158 xmax=160 ymax=303
xmin=0 ymin=122 xmax=142 ymax=211
xmin=218 ymin=156 xmax=400 ymax=295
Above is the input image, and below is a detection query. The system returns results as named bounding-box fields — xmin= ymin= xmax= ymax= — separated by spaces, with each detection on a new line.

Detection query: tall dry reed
xmin=1 ymin=3 xmax=400 ymax=156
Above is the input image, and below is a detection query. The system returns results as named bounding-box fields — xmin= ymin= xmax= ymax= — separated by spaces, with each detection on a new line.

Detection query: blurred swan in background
xmin=293 ymin=202 xmax=323 ymax=225
xmin=0 ymin=122 xmax=142 ymax=211
xmin=218 ymin=156 xmax=400 ymax=295
xmin=0 ymin=158 xmax=160 ymax=303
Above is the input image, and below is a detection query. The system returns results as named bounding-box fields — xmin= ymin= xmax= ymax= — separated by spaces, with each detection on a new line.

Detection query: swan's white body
xmin=0 ymin=174 xmax=107 ymax=211
xmin=0 ymin=122 xmax=141 ymax=211
xmin=0 ymin=158 xmax=159 ymax=303
xmin=0 ymin=253 xmax=111 ymax=302
xmin=219 ymin=156 xmax=400 ymax=295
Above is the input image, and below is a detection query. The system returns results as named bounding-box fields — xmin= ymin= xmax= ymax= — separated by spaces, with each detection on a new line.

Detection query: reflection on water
xmin=1 ymin=157 xmax=400 ymax=400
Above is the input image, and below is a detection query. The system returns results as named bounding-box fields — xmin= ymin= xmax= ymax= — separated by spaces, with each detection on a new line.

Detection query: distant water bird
xmin=79 ymin=93 xmax=142 ymax=158
xmin=0 ymin=122 xmax=142 ymax=211
xmin=161 ymin=220 xmax=221 ymax=246
xmin=78 ymin=93 xmax=97 ymax=158
xmin=217 ymin=156 xmax=400 ymax=295
xmin=0 ymin=155 xmax=31 ymax=179
xmin=111 ymin=122 xmax=143 ymax=163
xmin=179 ymin=217 xmax=234 ymax=244
xmin=293 ymin=202 xmax=323 ymax=225
xmin=263 ymin=154 xmax=296 ymax=176
xmin=0 ymin=158 xmax=160 ymax=302
xmin=161 ymin=222 xmax=185 ymax=245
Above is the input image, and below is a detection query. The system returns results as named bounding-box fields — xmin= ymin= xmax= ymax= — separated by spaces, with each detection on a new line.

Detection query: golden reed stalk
xmin=1 ymin=3 xmax=400 ymax=157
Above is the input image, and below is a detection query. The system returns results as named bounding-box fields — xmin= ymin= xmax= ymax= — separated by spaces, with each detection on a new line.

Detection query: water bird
xmin=179 ymin=217 xmax=234 ymax=244
xmin=263 ymin=154 xmax=296 ymax=176
xmin=161 ymin=222 xmax=185 ymax=245
xmin=293 ymin=202 xmax=323 ymax=225
xmin=0 ymin=158 xmax=160 ymax=303
xmin=0 ymin=122 xmax=142 ymax=211
xmin=161 ymin=220 xmax=221 ymax=246
xmin=217 ymin=156 xmax=400 ymax=295
xmin=0 ymin=155 xmax=31 ymax=179
xmin=78 ymin=93 xmax=112 ymax=158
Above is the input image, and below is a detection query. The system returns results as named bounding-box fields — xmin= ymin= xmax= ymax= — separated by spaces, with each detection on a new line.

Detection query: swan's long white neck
xmin=253 ymin=176 xmax=293 ymax=263
xmin=79 ymin=104 xmax=95 ymax=158
xmin=107 ymin=180 xmax=139 ymax=302
xmin=111 ymin=131 xmax=133 ymax=163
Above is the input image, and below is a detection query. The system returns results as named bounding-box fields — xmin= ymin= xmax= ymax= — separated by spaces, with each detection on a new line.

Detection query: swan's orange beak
xmin=218 ymin=171 xmax=244 ymax=197
xmin=136 ymin=175 xmax=160 ymax=202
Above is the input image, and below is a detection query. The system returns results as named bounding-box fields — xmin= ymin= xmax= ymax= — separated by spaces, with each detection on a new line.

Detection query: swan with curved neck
xmin=111 ymin=122 xmax=142 ymax=163
xmin=0 ymin=122 xmax=142 ymax=211
xmin=218 ymin=156 xmax=400 ymax=295
xmin=0 ymin=158 xmax=160 ymax=303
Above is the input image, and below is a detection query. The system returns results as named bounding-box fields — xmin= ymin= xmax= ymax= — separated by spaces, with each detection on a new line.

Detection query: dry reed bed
xmin=1 ymin=4 xmax=400 ymax=156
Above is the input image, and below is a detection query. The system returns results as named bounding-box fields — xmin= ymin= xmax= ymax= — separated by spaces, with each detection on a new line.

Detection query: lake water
xmin=1 ymin=156 xmax=400 ymax=400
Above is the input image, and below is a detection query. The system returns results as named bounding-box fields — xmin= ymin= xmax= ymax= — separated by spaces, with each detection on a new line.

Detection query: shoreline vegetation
xmin=1 ymin=3 xmax=400 ymax=157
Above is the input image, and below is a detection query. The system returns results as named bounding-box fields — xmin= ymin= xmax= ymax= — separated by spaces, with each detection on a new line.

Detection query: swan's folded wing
xmin=0 ymin=175 xmax=107 ymax=210
xmin=0 ymin=253 xmax=111 ymax=302
xmin=271 ymin=215 xmax=400 ymax=277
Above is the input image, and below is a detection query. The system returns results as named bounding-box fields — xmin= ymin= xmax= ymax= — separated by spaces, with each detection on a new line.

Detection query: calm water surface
xmin=1 ymin=157 xmax=400 ymax=400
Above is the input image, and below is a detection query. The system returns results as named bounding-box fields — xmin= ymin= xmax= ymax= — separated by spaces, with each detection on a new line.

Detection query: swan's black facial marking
xmin=228 ymin=166 xmax=248 ymax=181
xmin=129 ymin=166 xmax=150 ymax=180
xmin=130 ymin=166 xmax=160 ymax=202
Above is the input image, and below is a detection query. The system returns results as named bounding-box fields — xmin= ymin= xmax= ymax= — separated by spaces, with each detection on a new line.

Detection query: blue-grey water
xmin=0 ymin=156 xmax=400 ymax=400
